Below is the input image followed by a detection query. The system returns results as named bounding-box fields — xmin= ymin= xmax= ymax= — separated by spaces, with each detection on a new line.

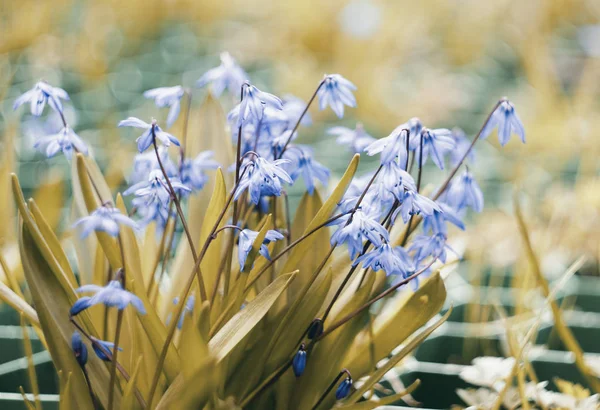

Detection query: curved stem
xmin=278 ymin=80 xmax=325 ymax=158
xmin=152 ymin=137 xmax=207 ymax=301
xmin=212 ymin=224 xmax=244 ymax=238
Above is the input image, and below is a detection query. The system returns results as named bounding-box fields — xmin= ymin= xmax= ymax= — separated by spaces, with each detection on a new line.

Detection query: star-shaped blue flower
xmin=444 ymin=170 xmax=484 ymax=212
xmin=238 ymin=228 xmax=284 ymax=271
xmin=329 ymin=123 xmax=375 ymax=154
xmin=34 ymin=126 xmax=88 ymax=159
xmin=235 ymin=157 xmax=293 ymax=204
xmin=13 ymin=81 xmax=70 ymax=116
xmin=143 ymin=86 xmax=185 ymax=128
xmin=481 ymin=99 xmax=525 ymax=146
xmin=317 ymin=74 xmax=357 ymax=118
xmin=180 ymin=151 xmax=220 ymax=193
xmin=74 ymin=206 xmax=137 ymax=238
xmin=330 ymin=208 xmax=389 ymax=260
xmin=118 ymin=117 xmax=180 ymax=153
xmin=196 ymin=52 xmax=249 ymax=97
xmin=285 ymin=147 xmax=330 ymax=195
xmin=415 ymin=128 xmax=455 ymax=170
xmin=393 ymin=190 xmax=440 ymax=224
xmin=353 ymin=243 xmax=414 ymax=277
xmin=70 ymin=281 xmax=146 ymax=316
xmin=228 ymin=83 xmax=283 ymax=128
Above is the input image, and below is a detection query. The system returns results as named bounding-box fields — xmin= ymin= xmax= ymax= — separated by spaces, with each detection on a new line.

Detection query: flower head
xmin=444 ymin=169 xmax=484 ymax=212
xmin=118 ymin=117 xmax=180 ymax=153
xmin=71 ymin=331 xmax=88 ymax=367
xmin=238 ymin=228 xmax=284 ymax=270
xmin=91 ymin=338 xmax=123 ymax=362
xmin=393 ymin=190 xmax=440 ymax=224
xmin=317 ymin=74 xmax=356 ymax=118
xmin=365 ymin=125 xmax=409 ymax=165
xmin=414 ymin=128 xmax=455 ymax=170
xmin=481 ymin=99 xmax=525 ymax=146
xmin=235 ymin=157 xmax=292 ymax=204
xmin=292 ymin=345 xmax=307 ymax=377
xmin=331 ymin=208 xmax=389 ymax=260
xmin=71 ymin=281 xmax=146 ymax=315
xmin=329 ymin=123 xmax=375 ymax=154
xmin=143 ymin=86 xmax=185 ymax=128
xmin=73 ymin=206 xmax=137 ymax=238
xmin=422 ymin=203 xmax=465 ymax=235
xmin=286 ymin=147 xmax=330 ymax=195
xmin=409 ymin=233 xmax=452 ymax=263
xmin=335 ymin=376 xmax=353 ymax=400
xmin=13 ymin=81 xmax=69 ymax=116
xmin=180 ymin=151 xmax=220 ymax=192
xmin=196 ymin=52 xmax=249 ymax=97
xmin=378 ymin=161 xmax=416 ymax=200
xmin=129 ymin=146 xmax=177 ymax=185
xmin=353 ymin=243 xmax=414 ymax=277
xmin=229 ymin=83 xmax=283 ymax=128
xmin=34 ymin=126 xmax=88 ymax=159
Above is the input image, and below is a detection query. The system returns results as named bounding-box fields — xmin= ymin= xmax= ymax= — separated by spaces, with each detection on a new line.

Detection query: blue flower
xmin=481 ymin=99 xmax=525 ymax=146
xmin=329 ymin=123 xmax=375 ymax=154
xmin=409 ymin=233 xmax=452 ymax=263
xmin=422 ymin=203 xmax=465 ymax=235
xmin=196 ymin=52 xmax=249 ymax=97
xmin=353 ymin=243 xmax=414 ymax=277
xmin=91 ymin=338 xmax=123 ymax=362
xmin=229 ymin=83 xmax=283 ymax=128
xmin=292 ymin=345 xmax=307 ymax=377
xmin=450 ymin=128 xmax=475 ymax=166
xmin=124 ymin=170 xmax=190 ymax=226
xmin=238 ymin=228 xmax=284 ymax=271
xmin=286 ymin=147 xmax=330 ymax=195
xmin=444 ymin=170 xmax=484 ymax=212
xmin=393 ymin=190 xmax=440 ymax=224
xmin=378 ymin=161 xmax=416 ymax=200
xmin=118 ymin=117 xmax=180 ymax=153
xmin=71 ymin=281 xmax=146 ymax=315
xmin=330 ymin=209 xmax=389 ymax=260
xmin=317 ymin=74 xmax=357 ymax=118
xmin=129 ymin=147 xmax=178 ymax=185
xmin=143 ymin=86 xmax=185 ymax=128
xmin=71 ymin=331 xmax=88 ymax=367
xmin=13 ymin=81 xmax=69 ymax=116
xmin=180 ymin=151 xmax=220 ymax=192
xmin=282 ymin=95 xmax=312 ymax=128
xmin=336 ymin=377 xmax=353 ymax=400
xmin=414 ymin=128 xmax=455 ymax=170
xmin=365 ymin=125 xmax=409 ymax=165
xmin=33 ymin=126 xmax=88 ymax=159
xmin=168 ymin=295 xmax=195 ymax=330
xmin=235 ymin=157 xmax=293 ymax=205
xmin=73 ymin=206 xmax=137 ymax=238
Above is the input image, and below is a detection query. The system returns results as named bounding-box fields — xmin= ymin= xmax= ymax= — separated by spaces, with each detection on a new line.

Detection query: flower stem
xmin=152 ymin=137 xmax=207 ymax=301
xmin=278 ymin=80 xmax=325 ymax=158
xmin=400 ymin=131 xmax=424 ymax=246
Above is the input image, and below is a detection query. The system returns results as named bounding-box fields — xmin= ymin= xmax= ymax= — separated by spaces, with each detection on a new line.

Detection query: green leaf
xmin=344 ymin=271 xmax=447 ymax=379
xmin=209 ymin=273 xmax=296 ymax=362
xmin=121 ymin=356 xmax=143 ymax=410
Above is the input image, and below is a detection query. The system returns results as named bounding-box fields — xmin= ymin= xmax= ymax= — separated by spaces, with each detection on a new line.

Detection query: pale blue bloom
xmin=337 ymin=173 xmax=377 ymax=213
xmin=378 ymin=161 xmax=416 ymax=200
xmin=365 ymin=125 xmax=409 ymax=165
xmin=71 ymin=281 xmax=146 ymax=315
xmin=238 ymin=228 xmax=284 ymax=270
xmin=450 ymin=128 xmax=475 ymax=166
xmin=422 ymin=203 xmax=465 ymax=235
xmin=393 ymin=190 xmax=440 ymax=224
xmin=414 ymin=128 xmax=455 ymax=170
xmin=196 ymin=52 xmax=249 ymax=96
xmin=409 ymin=233 xmax=452 ymax=263
xmin=235 ymin=157 xmax=292 ymax=204
xmin=168 ymin=295 xmax=195 ymax=330
xmin=118 ymin=117 xmax=180 ymax=153
xmin=286 ymin=147 xmax=330 ymax=195
xmin=13 ymin=81 xmax=69 ymax=116
xmin=91 ymin=339 xmax=123 ymax=362
xmin=73 ymin=206 xmax=137 ymax=238
xmin=71 ymin=332 xmax=88 ymax=367
xmin=445 ymin=170 xmax=484 ymax=212
xmin=228 ymin=84 xmax=283 ymax=128
xmin=180 ymin=151 xmax=220 ymax=192
xmin=481 ymin=100 xmax=525 ymax=146
xmin=143 ymin=86 xmax=185 ymax=128
xmin=34 ymin=126 xmax=87 ymax=159
xmin=329 ymin=123 xmax=375 ymax=154
xmin=282 ymin=95 xmax=312 ymax=128
xmin=124 ymin=170 xmax=190 ymax=226
xmin=353 ymin=243 xmax=414 ymax=277
xmin=317 ymin=74 xmax=357 ymax=118
xmin=336 ymin=377 xmax=353 ymax=400
xmin=129 ymin=147 xmax=177 ymax=185
xmin=330 ymin=208 xmax=389 ymax=260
